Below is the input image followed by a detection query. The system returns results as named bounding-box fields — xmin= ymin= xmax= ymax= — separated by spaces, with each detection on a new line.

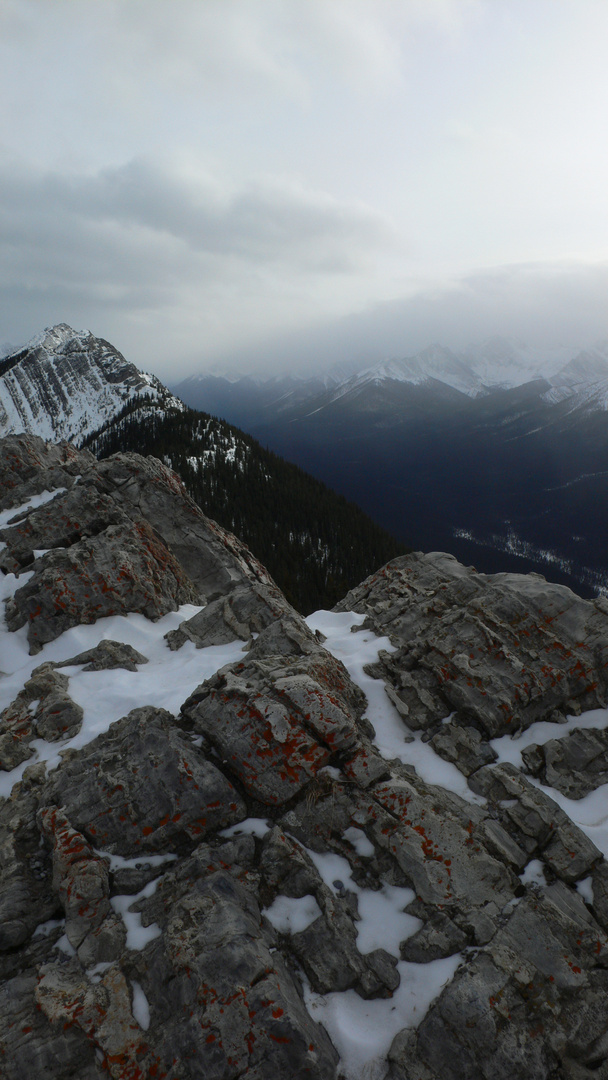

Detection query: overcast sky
xmin=2 ymin=0 xmax=608 ymax=378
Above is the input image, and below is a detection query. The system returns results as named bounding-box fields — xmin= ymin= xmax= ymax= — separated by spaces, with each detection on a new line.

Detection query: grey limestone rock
xmin=396 ymin=885 xmax=608 ymax=1080
xmin=0 ymin=786 xmax=57 ymax=952
xmin=35 ymin=959 xmax=155 ymax=1079
xmin=0 ymin=485 xmax=129 ymax=575
xmin=470 ymin=762 xmax=602 ymax=883
xmin=44 ymin=706 xmax=246 ymax=854
xmin=0 ymin=664 xmax=83 ymax=770
xmin=1 ymin=441 xmax=287 ymax=655
xmin=522 ymin=726 xmax=608 ymax=799
xmin=337 ymin=551 xmax=608 ymax=740
xmin=38 ymin=806 xmax=126 ymax=965
xmin=53 ymin=638 xmax=149 ymax=671
xmin=0 ymin=971 xmax=103 ymax=1080
xmin=5 ymin=436 xmax=608 ymax=1079
xmin=259 ymin=826 xmax=400 ymax=1000
xmin=400 ymin=910 xmax=469 ymax=962
xmin=5 ymin=519 xmax=200 ymax=653
xmin=166 ymin=580 xmax=295 ymax=648
xmin=355 ymin=775 xmax=517 ymax=912
xmin=87 ymin=450 xmax=280 ymax=602
xmin=180 ymin=617 xmax=366 ymax=806
xmin=0 ymin=432 xmax=94 ymax=512
xmin=430 ymin=720 xmax=498 ymax=776
xmin=0 ymin=698 xmax=36 ymax=771
xmin=125 ymin=858 xmax=340 ymax=1080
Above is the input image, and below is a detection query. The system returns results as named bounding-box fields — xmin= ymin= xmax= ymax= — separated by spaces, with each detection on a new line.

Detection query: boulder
xmin=180 ymin=617 xmax=366 ymax=806
xmin=53 ymin=639 xmax=149 ymax=672
xmin=0 ymin=784 xmax=57 ymax=953
xmin=38 ymin=807 xmax=125 ymax=965
xmin=166 ymin=581 xmax=296 ymax=648
xmin=44 ymin=707 xmax=246 ymax=854
xmin=337 ymin=552 xmax=608 ymax=739
xmin=470 ymin=763 xmax=602 ymax=883
xmin=0 ymin=433 xmax=94 ymax=512
xmin=5 ymin=520 xmax=200 ymax=652
xmin=393 ymin=886 xmax=608 ymax=1080
xmin=0 ymin=665 xmax=83 ymax=771
xmin=522 ymin=726 xmax=608 ymax=799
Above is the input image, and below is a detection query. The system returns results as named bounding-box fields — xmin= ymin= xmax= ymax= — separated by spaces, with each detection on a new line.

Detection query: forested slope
xmin=83 ymin=397 xmax=407 ymax=612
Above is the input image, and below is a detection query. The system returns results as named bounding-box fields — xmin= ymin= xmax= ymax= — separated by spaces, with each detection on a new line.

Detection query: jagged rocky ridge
xmin=2 ymin=434 xmax=608 ymax=1078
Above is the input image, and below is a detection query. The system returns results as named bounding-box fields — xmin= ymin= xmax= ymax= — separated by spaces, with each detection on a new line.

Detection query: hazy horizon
xmin=2 ymin=1 xmax=608 ymax=381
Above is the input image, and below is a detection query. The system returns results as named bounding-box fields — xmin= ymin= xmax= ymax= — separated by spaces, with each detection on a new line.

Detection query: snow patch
xmin=220 ymin=817 xmax=271 ymax=839
xmin=520 ymin=859 xmax=547 ymax=887
xmin=263 ymin=895 xmax=322 ymax=935
xmin=0 ymin=604 xmax=246 ymax=798
xmin=304 ymin=954 xmax=462 ymax=1080
xmin=305 ymin=610 xmax=484 ymax=805
xmin=343 ymin=826 xmax=375 ymax=858
xmin=111 ymin=878 xmax=163 ymax=951
xmin=130 ymin=980 xmax=151 ymax=1030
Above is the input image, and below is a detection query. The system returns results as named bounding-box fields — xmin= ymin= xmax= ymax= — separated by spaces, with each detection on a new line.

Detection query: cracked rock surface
xmin=338 ymin=551 xmax=608 ymax=739
xmin=2 ymin=439 xmax=608 ymax=1079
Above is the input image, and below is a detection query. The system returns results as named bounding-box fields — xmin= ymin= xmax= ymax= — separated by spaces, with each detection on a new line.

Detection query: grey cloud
xmin=0 ymin=159 xmax=399 ymax=369
xmin=58 ymin=160 xmax=394 ymax=265
xmin=100 ymin=0 xmax=469 ymax=100
xmin=0 ymin=160 xmax=394 ymax=267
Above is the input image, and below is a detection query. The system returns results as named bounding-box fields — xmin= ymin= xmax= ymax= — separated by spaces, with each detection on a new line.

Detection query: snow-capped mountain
xmin=174 ymin=336 xmax=586 ymax=419
xmin=0 ymin=323 xmax=183 ymax=443
xmin=0 ymin=323 xmax=405 ymax=615
xmin=323 ymin=345 xmax=481 ymax=403
xmin=459 ymin=336 xmax=573 ymax=389
xmin=174 ymin=334 xmax=608 ymax=604
xmin=542 ymin=342 xmax=608 ymax=410
xmin=318 ymin=337 xmax=579 ymax=403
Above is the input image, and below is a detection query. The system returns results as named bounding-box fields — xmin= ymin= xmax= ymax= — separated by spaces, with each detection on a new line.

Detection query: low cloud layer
xmin=225 ymin=261 xmax=608 ymax=375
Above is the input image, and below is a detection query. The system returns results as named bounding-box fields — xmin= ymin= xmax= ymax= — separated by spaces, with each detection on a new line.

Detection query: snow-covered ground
xmin=302 ymin=607 xmax=608 ymax=1077
xmin=226 ymin=810 xmax=460 ymax=1080
xmin=305 ymin=610 xmax=484 ymax=806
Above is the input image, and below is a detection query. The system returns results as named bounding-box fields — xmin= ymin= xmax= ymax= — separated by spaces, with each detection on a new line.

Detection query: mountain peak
xmin=30 ymin=322 xmax=90 ymax=347
xmin=0 ymin=324 xmax=182 ymax=444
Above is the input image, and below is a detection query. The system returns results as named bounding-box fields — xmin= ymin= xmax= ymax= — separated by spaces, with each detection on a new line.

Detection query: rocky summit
xmin=2 ymin=433 xmax=608 ymax=1080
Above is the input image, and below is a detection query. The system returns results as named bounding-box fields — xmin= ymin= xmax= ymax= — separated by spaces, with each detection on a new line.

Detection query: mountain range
xmin=173 ymin=335 xmax=608 ymax=411
xmin=0 ymin=325 xmax=405 ymax=614
xmin=173 ymin=337 xmax=608 ymax=600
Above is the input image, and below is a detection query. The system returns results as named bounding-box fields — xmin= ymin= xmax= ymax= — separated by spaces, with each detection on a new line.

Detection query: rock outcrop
xmin=337 ymin=551 xmax=608 ymax=739
xmin=2 ymin=436 xmax=608 ymax=1079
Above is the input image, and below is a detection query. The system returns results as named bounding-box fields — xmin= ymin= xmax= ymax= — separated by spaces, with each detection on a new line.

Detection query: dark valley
xmin=173 ymin=339 xmax=608 ymax=599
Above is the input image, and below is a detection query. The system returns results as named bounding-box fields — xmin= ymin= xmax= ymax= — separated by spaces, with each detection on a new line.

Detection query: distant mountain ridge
xmin=173 ymin=335 xmax=608 ymax=414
